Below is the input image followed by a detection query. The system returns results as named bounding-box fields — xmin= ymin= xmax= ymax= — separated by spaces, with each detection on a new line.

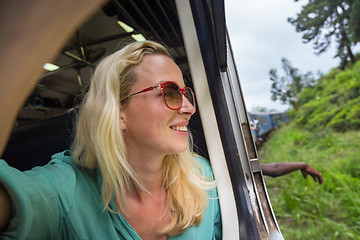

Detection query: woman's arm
xmin=261 ymin=162 xmax=323 ymax=184
xmin=0 ymin=0 xmax=106 ymax=235
xmin=0 ymin=183 xmax=12 ymax=231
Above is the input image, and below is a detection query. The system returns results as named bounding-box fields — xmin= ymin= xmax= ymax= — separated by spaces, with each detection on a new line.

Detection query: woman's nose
xmin=179 ymin=94 xmax=196 ymax=115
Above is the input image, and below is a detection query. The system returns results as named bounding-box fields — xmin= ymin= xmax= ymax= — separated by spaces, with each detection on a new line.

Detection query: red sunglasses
xmin=122 ymin=81 xmax=196 ymax=110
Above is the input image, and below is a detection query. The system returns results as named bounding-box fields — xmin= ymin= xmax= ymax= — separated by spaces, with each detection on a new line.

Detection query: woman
xmin=0 ymin=41 xmax=222 ymax=239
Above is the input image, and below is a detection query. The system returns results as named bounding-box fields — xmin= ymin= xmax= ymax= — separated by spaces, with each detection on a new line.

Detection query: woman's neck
xmin=127 ymin=153 xmax=165 ymax=194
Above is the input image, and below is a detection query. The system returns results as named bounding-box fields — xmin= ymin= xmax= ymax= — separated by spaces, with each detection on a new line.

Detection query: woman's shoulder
xmin=22 ymin=150 xmax=78 ymax=181
xmin=21 ymin=150 xmax=96 ymax=196
xmin=47 ymin=150 xmax=94 ymax=175
xmin=49 ymin=150 xmax=76 ymax=166
xmin=47 ymin=150 xmax=98 ymax=185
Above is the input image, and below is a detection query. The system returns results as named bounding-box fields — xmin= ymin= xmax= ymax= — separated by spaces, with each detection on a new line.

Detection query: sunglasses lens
xmin=163 ymin=82 xmax=195 ymax=110
xmin=163 ymin=82 xmax=182 ymax=109
xmin=184 ymin=87 xmax=195 ymax=107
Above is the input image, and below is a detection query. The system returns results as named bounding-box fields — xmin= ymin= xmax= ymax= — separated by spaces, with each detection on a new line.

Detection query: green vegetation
xmin=260 ymin=123 xmax=360 ymax=239
xmin=260 ymin=61 xmax=360 ymax=239
xmin=293 ymin=60 xmax=360 ymax=132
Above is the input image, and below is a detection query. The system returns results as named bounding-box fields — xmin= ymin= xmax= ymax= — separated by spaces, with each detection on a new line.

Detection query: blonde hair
xmin=71 ymin=40 xmax=215 ymax=236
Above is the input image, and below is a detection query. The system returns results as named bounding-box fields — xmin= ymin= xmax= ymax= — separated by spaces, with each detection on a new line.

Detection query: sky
xmin=225 ymin=0 xmax=339 ymax=112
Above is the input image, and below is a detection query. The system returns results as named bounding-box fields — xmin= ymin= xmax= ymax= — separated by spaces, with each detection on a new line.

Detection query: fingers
xmin=310 ymin=172 xmax=323 ymax=184
xmin=317 ymin=172 xmax=324 ymax=184
xmin=301 ymin=169 xmax=308 ymax=179
xmin=301 ymin=169 xmax=324 ymax=184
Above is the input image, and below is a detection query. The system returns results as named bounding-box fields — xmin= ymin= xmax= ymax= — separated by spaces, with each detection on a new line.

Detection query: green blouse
xmin=0 ymin=151 xmax=222 ymax=239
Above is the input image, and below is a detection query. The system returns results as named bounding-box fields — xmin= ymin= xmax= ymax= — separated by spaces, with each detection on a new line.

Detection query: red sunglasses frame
xmin=122 ymin=81 xmax=196 ymax=110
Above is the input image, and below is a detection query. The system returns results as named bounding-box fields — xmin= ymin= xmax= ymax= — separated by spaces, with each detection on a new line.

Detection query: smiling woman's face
xmin=120 ymin=54 xmax=196 ymax=158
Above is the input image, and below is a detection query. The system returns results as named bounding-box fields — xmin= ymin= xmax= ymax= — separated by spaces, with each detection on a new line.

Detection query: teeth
xmin=171 ymin=125 xmax=187 ymax=132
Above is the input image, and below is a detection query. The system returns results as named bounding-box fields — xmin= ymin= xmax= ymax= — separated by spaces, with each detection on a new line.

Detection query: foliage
xmin=269 ymin=58 xmax=315 ymax=110
xmin=288 ymin=0 xmax=359 ymax=65
xmin=294 ymin=60 xmax=360 ymax=131
xmin=260 ymin=123 xmax=360 ymax=239
xmin=348 ymin=0 xmax=360 ymax=43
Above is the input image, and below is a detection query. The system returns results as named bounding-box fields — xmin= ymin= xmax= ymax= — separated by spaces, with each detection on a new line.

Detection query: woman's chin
xmin=167 ymin=144 xmax=188 ymax=155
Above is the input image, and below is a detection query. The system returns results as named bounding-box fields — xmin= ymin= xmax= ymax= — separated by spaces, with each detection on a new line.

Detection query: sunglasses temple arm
xmin=129 ymin=86 xmax=156 ymax=97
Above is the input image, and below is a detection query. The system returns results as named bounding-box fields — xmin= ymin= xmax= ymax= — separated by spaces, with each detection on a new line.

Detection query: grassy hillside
xmin=260 ymin=61 xmax=360 ymax=239
xmin=293 ymin=60 xmax=360 ymax=131
xmin=260 ymin=124 xmax=360 ymax=239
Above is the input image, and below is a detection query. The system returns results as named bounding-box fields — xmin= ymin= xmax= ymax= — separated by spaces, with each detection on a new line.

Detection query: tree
xmin=269 ymin=58 xmax=315 ymax=110
xmin=348 ymin=0 xmax=360 ymax=43
xmin=288 ymin=0 xmax=358 ymax=66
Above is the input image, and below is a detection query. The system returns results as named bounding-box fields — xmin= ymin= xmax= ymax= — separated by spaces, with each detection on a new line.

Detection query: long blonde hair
xmin=71 ymin=40 xmax=215 ymax=236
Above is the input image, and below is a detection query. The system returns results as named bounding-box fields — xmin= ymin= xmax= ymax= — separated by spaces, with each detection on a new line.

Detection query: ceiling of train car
xmin=17 ymin=0 xmax=190 ymax=126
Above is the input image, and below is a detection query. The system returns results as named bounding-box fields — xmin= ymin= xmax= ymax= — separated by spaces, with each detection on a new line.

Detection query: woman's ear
xmin=120 ymin=112 xmax=126 ymax=130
